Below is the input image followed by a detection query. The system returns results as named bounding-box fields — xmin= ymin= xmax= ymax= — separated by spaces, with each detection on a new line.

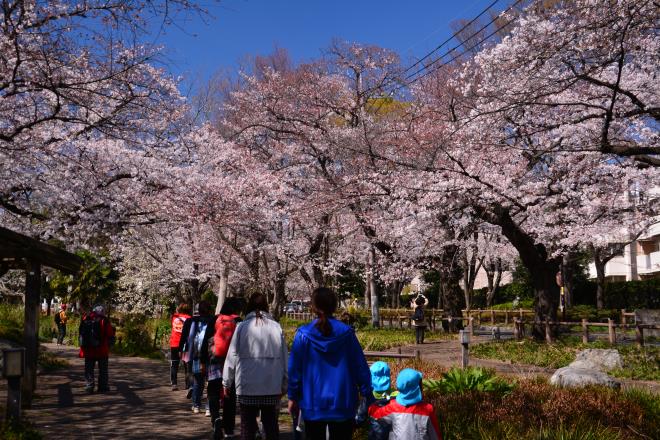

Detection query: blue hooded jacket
xmin=288 ymin=318 xmax=373 ymax=421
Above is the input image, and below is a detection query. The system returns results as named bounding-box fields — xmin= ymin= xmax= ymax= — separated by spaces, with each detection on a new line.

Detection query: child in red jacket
xmin=368 ymin=368 xmax=441 ymax=440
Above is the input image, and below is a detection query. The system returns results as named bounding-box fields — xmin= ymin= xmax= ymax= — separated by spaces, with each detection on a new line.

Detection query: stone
xmin=550 ymin=366 xmax=621 ymax=389
xmin=570 ymin=349 xmax=622 ymax=371
xmin=635 ymin=309 xmax=660 ymax=338
xmin=550 ymin=348 xmax=622 ymax=389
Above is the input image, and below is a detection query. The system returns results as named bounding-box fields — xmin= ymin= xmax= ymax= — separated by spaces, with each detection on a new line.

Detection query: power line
xmin=367 ymin=0 xmax=524 ymax=116
xmin=402 ymin=0 xmax=525 ymax=86
xmin=364 ymin=0 xmax=503 ymax=100
xmin=402 ymin=0 xmax=501 ymax=78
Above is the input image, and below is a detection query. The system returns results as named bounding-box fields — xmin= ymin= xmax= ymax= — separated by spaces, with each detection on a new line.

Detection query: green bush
xmin=112 ymin=313 xmax=163 ymax=359
xmin=0 ymin=419 xmax=42 ymax=440
xmin=423 ymin=367 xmax=514 ymax=396
xmin=572 ymin=278 xmax=660 ymax=309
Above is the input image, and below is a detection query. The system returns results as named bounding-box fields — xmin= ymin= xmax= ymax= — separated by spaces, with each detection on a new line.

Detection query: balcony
xmin=637 ymin=250 xmax=660 ymax=275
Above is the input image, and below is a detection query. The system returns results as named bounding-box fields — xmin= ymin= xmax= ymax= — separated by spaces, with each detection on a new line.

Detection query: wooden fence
xmin=507 ymin=318 xmax=658 ymax=346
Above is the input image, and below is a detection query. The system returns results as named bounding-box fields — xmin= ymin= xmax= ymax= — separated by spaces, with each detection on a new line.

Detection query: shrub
xmin=572 ymin=278 xmax=660 ymax=309
xmin=0 ymin=420 xmax=42 ymax=440
xmin=112 ymin=313 xmax=162 ymax=358
xmin=423 ymin=367 xmax=514 ymax=396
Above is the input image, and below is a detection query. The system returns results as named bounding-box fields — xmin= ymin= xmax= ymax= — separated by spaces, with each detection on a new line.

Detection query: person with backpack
xmin=54 ymin=303 xmax=68 ymax=345
xmin=223 ymin=293 xmax=288 ymax=440
xmin=288 ymin=287 xmax=373 ymax=440
xmin=79 ymin=305 xmax=115 ymax=393
xmin=204 ymin=297 xmax=242 ymax=440
xmin=411 ymin=294 xmax=428 ymax=344
xmin=169 ymin=303 xmax=192 ymax=391
xmin=179 ymin=300 xmax=214 ymax=413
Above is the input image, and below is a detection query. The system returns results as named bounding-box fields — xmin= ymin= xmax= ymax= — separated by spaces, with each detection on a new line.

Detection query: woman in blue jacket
xmin=288 ymin=287 xmax=374 ymax=440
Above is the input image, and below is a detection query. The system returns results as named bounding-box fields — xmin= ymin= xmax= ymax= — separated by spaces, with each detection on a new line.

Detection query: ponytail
xmin=312 ymin=287 xmax=337 ymax=337
xmin=246 ymin=293 xmax=268 ymax=322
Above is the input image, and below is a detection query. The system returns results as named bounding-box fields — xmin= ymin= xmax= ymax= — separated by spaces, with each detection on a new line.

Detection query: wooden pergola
xmin=0 ymin=226 xmax=82 ymax=407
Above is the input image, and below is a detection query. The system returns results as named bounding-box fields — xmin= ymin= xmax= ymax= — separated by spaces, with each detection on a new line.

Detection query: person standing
xmin=79 ymin=305 xmax=115 ymax=393
xmin=223 ymin=293 xmax=288 ymax=440
xmin=169 ymin=303 xmax=192 ymax=391
xmin=180 ymin=301 xmax=214 ymax=413
xmin=288 ymin=287 xmax=373 ymax=440
xmin=54 ymin=304 xmax=69 ymax=345
xmin=205 ymin=297 xmax=242 ymax=440
xmin=412 ymin=294 xmax=429 ymax=344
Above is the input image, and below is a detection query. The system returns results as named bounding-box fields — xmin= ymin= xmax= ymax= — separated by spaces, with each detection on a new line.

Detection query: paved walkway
xmin=19 ymin=343 xmax=294 ymax=439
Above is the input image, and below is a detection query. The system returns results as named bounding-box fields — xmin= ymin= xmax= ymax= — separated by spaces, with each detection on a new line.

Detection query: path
xmin=393 ymin=337 xmax=660 ymax=393
xmin=15 ymin=343 xmax=294 ymax=439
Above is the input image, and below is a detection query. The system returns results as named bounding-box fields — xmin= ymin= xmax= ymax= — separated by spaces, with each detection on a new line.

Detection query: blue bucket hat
xmin=395 ymin=368 xmax=423 ymax=406
xmin=370 ymin=361 xmax=391 ymax=393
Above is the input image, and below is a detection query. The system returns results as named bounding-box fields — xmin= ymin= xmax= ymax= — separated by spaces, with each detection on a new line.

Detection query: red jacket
xmin=79 ymin=312 xmax=115 ymax=359
xmin=170 ymin=313 xmax=191 ymax=348
xmin=369 ymin=399 xmax=442 ymax=440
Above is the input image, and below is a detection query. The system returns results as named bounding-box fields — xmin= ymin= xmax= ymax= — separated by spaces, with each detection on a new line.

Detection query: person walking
xmin=79 ymin=305 xmax=115 ymax=393
xmin=412 ymin=294 xmax=428 ymax=344
xmin=180 ymin=301 xmax=214 ymax=413
xmin=206 ymin=297 xmax=242 ymax=439
xmin=223 ymin=293 xmax=288 ymax=440
xmin=288 ymin=287 xmax=373 ymax=440
xmin=54 ymin=303 xmax=69 ymax=345
xmin=169 ymin=303 xmax=192 ymax=391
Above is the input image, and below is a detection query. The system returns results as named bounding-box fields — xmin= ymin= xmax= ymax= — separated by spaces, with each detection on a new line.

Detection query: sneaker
xmin=171 ymin=384 xmax=178 ymax=391
xmin=205 ymin=408 xmax=211 ymax=417
xmin=192 ymin=406 xmax=200 ymax=414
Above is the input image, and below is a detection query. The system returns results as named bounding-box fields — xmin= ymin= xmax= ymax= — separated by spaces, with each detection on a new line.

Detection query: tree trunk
xmin=561 ymin=254 xmax=574 ymax=308
xmin=593 ymin=249 xmax=607 ymax=310
xmin=484 ymin=258 xmax=502 ymax=307
xmin=215 ymin=265 xmax=230 ymax=315
xmin=271 ymin=274 xmax=287 ymax=320
xmin=435 ymin=247 xmax=464 ymax=332
xmin=481 ymin=206 xmax=560 ymax=340
xmin=369 ymin=246 xmax=380 ymax=327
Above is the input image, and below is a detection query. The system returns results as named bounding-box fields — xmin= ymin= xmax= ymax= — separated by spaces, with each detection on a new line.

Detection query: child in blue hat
xmin=368 ymin=368 xmax=442 ymax=440
xmin=370 ymin=361 xmax=399 ymax=401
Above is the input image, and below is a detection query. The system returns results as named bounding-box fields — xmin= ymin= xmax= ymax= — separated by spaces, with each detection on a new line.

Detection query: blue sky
xmin=155 ymin=0 xmax=500 ymax=87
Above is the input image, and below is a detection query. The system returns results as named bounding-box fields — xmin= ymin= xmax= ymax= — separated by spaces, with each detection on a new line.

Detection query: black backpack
xmin=79 ymin=316 xmax=102 ymax=348
xmin=54 ymin=312 xmax=61 ymax=325
xmin=413 ymin=306 xmax=425 ymax=322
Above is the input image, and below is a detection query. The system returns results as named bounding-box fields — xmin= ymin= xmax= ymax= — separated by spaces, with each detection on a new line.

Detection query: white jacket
xmin=222 ymin=311 xmax=288 ymax=396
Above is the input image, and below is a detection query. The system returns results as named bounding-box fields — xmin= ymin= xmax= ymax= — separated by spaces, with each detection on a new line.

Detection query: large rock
xmin=550 ymin=366 xmax=621 ymax=389
xmin=570 ymin=349 xmax=623 ymax=371
xmin=635 ymin=309 xmax=660 ymax=338
xmin=550 ymin=349 xmax=622 ymax=389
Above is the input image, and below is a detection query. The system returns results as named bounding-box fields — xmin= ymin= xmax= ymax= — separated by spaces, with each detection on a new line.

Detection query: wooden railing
xmin=507 ymin=318 xmax=658 ymax=346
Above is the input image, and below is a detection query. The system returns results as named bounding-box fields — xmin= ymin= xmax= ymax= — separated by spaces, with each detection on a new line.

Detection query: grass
xmin=471 ymin=337 xmax=660 ymax=381
xmin=0 ymin=418 xmax=42 ymax=440
xmin=38 ymin=349 xmax=69 ymax=373
xmin=280 ymin=317 xmax=453 ymax=351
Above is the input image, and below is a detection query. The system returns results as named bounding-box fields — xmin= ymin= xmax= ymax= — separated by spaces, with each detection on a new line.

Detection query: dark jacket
xmin=288 ymin=318 xmax=373 ymax=421
xmin=179 ymin=315 xmax=215 ymax=363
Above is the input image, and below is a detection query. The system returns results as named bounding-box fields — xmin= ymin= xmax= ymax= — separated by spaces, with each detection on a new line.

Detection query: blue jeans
xmin=192 ymin=372 xmax=205 ymax=408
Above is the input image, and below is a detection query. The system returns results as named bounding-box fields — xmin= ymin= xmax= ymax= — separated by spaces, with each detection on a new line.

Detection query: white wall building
xmin=588 ymin=222 xmax=660 ymax=281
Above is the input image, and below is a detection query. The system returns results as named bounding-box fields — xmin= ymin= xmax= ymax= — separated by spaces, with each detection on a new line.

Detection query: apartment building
xmin=588 ymin=222 xmax=660 ymax=281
